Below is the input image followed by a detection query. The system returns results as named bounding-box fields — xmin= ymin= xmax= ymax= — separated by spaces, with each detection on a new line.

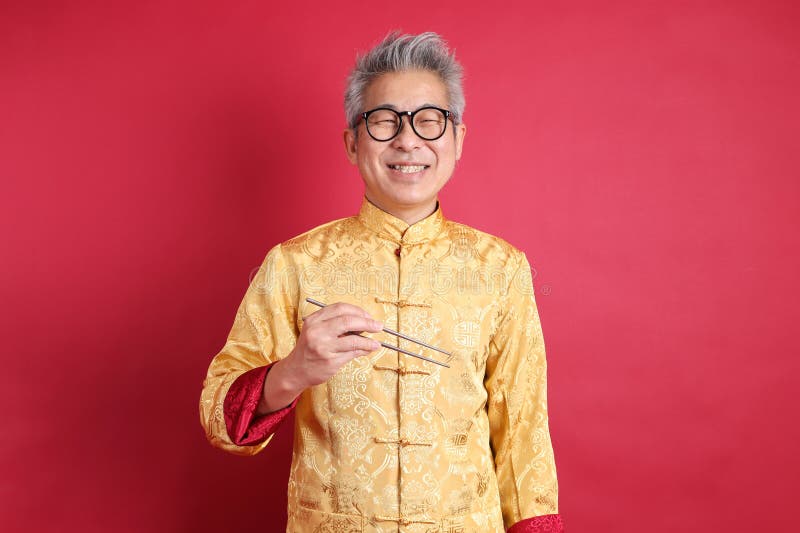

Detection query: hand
xmin=257 ymin=302 xmax=383 ymax=414
xmin=287 ymin=302 xmax=384 ymax=388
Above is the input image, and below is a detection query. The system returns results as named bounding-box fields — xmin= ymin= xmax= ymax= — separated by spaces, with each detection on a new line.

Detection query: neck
xmin=366 ymin=195 xmax=438 ymax=225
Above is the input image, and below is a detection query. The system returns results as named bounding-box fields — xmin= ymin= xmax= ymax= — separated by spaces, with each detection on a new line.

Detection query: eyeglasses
xmin=361 ymin=106 xmax=451 ymax=142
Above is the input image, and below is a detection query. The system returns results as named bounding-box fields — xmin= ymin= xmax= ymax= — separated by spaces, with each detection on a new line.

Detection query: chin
xmin=384 ymin=190 xmax=434 ymax=207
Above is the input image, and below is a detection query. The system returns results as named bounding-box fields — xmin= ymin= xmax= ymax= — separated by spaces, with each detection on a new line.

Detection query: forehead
xmin=363 ymin=69 xmax=449 ymax=110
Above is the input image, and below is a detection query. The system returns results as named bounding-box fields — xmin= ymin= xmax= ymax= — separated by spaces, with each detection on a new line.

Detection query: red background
xmin=2 ymin=1 xmax=798 ymax=531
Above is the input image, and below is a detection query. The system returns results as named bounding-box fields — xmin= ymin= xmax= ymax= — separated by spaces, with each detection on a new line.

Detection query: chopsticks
xmin=305 ymin=297 xmax=451 ymax=368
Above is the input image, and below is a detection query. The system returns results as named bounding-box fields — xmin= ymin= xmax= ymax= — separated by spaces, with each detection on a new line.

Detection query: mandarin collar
xmin=356 ymin=196 xmax=446 ymax=245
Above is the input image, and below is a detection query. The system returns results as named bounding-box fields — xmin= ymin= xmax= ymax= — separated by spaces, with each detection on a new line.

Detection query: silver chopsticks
xmin=304 ymin=297 xmax=451 ymax=368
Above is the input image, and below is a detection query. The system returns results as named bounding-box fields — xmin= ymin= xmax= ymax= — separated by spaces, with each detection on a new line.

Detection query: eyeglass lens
xmin=366 ymin=108 xmax=447 ymax=141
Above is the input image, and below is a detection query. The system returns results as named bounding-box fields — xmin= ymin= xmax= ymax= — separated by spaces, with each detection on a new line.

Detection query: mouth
xmin=387 ymin=163 xmax=430 ymax=174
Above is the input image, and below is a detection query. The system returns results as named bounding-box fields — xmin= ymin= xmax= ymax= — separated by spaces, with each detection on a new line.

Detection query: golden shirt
xmin=200 ymin=198 xmax=559 ymax=532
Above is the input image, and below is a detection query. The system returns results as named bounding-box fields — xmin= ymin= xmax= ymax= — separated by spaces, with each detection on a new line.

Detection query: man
xmin=200 ymin=32 xmax=563 ymax=532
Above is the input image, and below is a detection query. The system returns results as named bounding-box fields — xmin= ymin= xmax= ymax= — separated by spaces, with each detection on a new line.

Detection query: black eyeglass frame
xmin=360 ymin=106 xmax=452 ymax=142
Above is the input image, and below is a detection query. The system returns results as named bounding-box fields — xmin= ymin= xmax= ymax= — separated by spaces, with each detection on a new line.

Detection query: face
xmin=344 ymin=69 xmax=466 ymax=223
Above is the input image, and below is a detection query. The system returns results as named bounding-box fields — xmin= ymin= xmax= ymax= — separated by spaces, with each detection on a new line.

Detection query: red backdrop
xmin=2 ymin=1 xmax=798 ymax=531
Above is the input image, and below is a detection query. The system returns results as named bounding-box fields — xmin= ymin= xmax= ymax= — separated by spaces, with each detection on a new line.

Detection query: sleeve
xmin=222 ymin=363 xmax=299 ymax=446
xmin=484 ymin=251 xmax=563 ymax=531
xmin=199 ymin=243 xmax=300 ymax=456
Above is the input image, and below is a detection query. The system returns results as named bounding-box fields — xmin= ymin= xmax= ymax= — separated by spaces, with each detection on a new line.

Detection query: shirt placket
xmin=395 ymin=237 xmax=436 ymax=531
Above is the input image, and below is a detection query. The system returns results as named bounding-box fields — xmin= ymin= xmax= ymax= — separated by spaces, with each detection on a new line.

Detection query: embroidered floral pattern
xmin=201 ymin=198 xmax=561 ymax=531
xmin=223 ymin=364 xmax=297 ymax=445
xmin=508 ymin=514 xmax=564 ymax=533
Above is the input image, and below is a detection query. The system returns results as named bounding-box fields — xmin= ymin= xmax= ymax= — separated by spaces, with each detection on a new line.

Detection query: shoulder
xmin=252 ymin=217 xmax=358 ymax=289
xmin=441 ymin=219 xmax=527 ymax=272
xmin=283 ymin=216 xmax=355 ymax=246
xmin=261 ymin=216 xmax=361 ymax=263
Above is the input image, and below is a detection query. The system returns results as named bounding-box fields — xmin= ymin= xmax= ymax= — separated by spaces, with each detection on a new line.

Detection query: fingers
xmin=306 ymin=302 xmax=377 ymax=324
xmin=301 ymin=302 xmax=383 ymax=362
xmin=303 ymin=302 xmax=383 ymax=333
xmin=332 ymin=333 xmax=381 ymax=354
xmin=339 ymin=348 xmax=377 ymax=361
xmin=327 ymin=314 xmax=383 ymax=338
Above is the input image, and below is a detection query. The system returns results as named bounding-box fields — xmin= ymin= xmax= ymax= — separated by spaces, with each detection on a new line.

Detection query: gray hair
xmin=344 ymin=31 xmax=465 ymax=130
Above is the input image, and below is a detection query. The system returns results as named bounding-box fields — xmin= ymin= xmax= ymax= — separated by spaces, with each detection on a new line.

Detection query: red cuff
xmin=223 ymin=363 xmax=298 ymax=446
xmin=508 ymin=514 xmax=564 ymax=533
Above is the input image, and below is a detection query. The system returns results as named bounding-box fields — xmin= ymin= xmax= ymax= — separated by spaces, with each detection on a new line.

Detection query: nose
xmin=390 ymin=115 xmax=422 ymax=151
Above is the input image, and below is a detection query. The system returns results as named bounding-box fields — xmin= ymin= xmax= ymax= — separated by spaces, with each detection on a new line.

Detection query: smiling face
xmin=344 ymin=69 xmax=466 ymax=224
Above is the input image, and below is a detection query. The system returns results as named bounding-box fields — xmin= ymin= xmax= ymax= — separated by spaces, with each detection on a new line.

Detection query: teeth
xmin=391 ymin=165 xmax=426 ymax=173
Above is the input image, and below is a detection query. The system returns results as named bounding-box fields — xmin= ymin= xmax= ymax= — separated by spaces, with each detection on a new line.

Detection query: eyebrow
xmin=373 ymin=102 xmax=442 ymax=111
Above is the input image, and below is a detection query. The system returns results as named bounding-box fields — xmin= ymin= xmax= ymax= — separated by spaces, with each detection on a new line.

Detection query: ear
xmin=454 ymin=122 xmax=467 ymax=161
xmin=343 ymin=128 xmax=358 ymax=164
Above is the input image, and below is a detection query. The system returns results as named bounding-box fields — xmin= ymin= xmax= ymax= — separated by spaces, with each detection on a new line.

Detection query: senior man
xmin=200 ymin=32 xmax=563 ymax=532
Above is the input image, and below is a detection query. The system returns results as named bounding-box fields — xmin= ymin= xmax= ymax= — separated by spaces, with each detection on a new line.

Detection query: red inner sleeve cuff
xmin=223 ymin=363 xmax=298 ymax=446
xmin=507 ymin=514 xmax=564 ymax=533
